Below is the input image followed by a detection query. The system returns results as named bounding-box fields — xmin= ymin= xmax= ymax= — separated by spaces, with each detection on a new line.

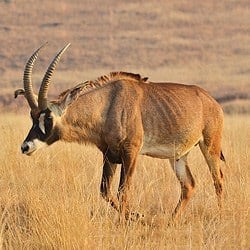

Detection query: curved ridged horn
xmin=23 ymin=43 xmax=48 ymax=110
xmin=38 ymin=43 xmax=71 ymax=111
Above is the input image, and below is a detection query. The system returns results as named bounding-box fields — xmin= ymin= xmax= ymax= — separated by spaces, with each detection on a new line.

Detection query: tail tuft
xmin=220 ymin=151 xmax=226 ymax=162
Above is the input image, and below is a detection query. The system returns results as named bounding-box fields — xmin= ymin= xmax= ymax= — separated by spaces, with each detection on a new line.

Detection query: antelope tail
xmin=220 ymin=151 xmax=226 ymax=162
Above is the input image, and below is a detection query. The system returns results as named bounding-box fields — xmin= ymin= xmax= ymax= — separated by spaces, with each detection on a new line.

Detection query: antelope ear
xmin=46 ymin=84 xmax=83 ymax=116
xmin=47 ymin=102 xmax=64 ymax=117
xmin=64 ymin=87 xmax=81 ymax=106
xmin=58 ymin=85 xmax=83 ymax=109
xmin=14 ymin=88 xmax=25 ymax=98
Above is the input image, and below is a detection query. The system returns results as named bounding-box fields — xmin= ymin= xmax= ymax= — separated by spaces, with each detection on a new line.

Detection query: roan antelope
xmin=15 ymin=44 xmax=225 ymax=220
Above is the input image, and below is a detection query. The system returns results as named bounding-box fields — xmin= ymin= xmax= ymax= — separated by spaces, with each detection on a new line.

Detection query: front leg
xmin=100 ymin=156 xmax=120 ymax=211
xmin=117 ymin=147 xmax=140 ymax=220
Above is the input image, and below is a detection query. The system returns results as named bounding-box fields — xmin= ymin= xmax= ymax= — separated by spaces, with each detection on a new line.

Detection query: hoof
xmin=128 ymin=211 xmax=144 ymax=221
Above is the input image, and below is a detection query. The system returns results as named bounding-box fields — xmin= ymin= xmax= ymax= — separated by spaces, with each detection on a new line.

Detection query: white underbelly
xmin=140 ymin=137 xmax=200 ymax=159
xmin=140 ymin=143 xmax=179 ymax=159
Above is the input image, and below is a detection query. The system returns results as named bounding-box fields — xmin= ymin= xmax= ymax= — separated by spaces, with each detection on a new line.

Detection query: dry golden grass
xmin=0 ymin=113 xmax=249 ymax=249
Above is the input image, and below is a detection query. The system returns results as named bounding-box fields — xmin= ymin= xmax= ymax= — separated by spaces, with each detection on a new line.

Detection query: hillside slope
xmin=0 ymin=0 xmax=249 ymax=112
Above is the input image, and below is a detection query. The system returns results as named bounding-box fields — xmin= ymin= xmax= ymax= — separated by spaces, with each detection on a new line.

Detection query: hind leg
xmin=170 ymin=154 xmax=195 ymax=219
xmin=199 ymin=141 xmax=224 ymax=209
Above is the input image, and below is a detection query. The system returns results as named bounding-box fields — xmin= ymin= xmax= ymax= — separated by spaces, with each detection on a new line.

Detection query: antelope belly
xmin=140 ymin=142 xmax=177 ymax=159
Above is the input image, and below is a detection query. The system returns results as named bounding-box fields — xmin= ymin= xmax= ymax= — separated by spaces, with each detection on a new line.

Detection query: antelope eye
xmin=46 ymin=116 xmax=53 ymax=124
xmin=44 ymin=116 xmax=53 ymax=131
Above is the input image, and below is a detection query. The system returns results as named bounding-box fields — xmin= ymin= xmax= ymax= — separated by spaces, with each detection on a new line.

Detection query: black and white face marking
xmin=21 ymin=139 xmax=47 ymax=155
xmin=21 ymin=109 xmax=55 ymax=155
xmin=38 ymin=113 xmax=46 ymax=134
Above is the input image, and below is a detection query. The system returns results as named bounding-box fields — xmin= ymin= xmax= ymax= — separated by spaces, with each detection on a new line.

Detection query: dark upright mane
xmin=98 ymin=72 xmax=148 ymax=84
xmin=55 ymin=72 xmax=149 ymax=106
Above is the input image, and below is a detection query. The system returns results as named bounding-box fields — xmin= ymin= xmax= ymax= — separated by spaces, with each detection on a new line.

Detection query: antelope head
xmin=15 ymin=43 xmax=70 ymax=155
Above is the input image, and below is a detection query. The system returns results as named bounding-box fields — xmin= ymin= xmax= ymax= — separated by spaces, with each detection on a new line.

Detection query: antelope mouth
xmin=21 ymin=141 xmax=37 ymax=155
xmin=21 ymin=139 xmax=47 ymax=156
xmin=25 ymin=151 xmax=36 ymax=156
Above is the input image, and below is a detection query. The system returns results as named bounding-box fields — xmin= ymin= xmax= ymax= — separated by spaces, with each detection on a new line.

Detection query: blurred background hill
xmin=0 ymin=0 xmax=249 ymax=113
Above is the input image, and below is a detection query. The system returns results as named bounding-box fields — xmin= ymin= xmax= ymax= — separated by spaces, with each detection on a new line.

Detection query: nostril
xmin=21 ymin=144 xmax=29 ymax=154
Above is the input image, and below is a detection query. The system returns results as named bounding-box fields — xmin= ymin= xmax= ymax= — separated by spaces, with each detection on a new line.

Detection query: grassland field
xmin=0 ymin=113 xmax=249 ymax=249
xmin=0 ymin=0 xmax=249 ymax=249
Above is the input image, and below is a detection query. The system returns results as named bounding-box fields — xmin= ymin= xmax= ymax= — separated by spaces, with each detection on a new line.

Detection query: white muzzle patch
xmin=21 ymin=139 xmax=47 ymax=155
